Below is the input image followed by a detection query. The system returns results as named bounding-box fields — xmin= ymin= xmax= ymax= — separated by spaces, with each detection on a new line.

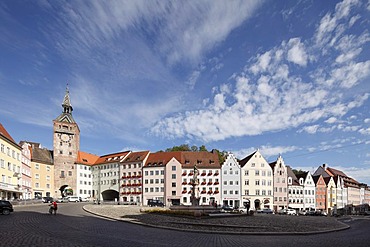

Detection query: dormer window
xmin=288 ymin=177 xmax=292 ymax=184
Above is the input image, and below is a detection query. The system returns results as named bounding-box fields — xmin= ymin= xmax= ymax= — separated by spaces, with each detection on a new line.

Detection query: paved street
xmin=1 ymin=203 xmax=370 ymax=247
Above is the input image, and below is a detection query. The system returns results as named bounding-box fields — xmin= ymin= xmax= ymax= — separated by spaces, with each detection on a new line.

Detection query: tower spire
xmin=62 ymin=83 xmax=73 ymax=114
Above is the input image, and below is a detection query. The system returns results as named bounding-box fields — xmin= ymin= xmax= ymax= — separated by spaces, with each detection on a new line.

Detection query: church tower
xmin=53 ymin=85 xmax=80 ymax=197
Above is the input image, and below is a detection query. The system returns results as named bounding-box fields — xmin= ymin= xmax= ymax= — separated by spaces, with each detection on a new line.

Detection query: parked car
xmin=258 ymin=208 xmax=274 ymax=214
xmin=56 ymin=197 xmax=69 ymax=203
xmin=277 ymin=209 xmax=287 ymax=215
xmin=306 ymin=210 xmax=327 ymax=216
xmin=0 ymin=200 xmax=14 ymax=215
xmin=67 ymin=196 xmax=80 ymax=202
xmin=42 ymin=197 xmax=54 ymax=203
xmin=147 ymin=199 xmax=164 ymax=207
xmin=79 ymin=197 xmax=89 ymax=202
xmin=286 ymin=208 xmax=297 ymax=215
xmin=238 ymin=207 xmax=249 ymax=213
xmin=221 ymin=204 xmax=234 ymax=212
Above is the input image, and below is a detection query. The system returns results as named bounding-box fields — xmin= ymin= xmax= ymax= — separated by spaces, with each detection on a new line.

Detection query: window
xmin=0 ymin=159 xmax=4 ymax=168
xmin=145 ymin=171 xmax=148 ymax=176
xmin=150 ymin=171 xmax=154 ymax=176
xmin=172 ymin=174 xmax=176 ymax=179
xmin=229 ymin=181 xmax=233 ymax=185
xmin=155 ymin=170 xmax=159 ymax=175
xmin=172 ymin=166 xmax=176 ymax=171
xmin=255 ymin=170 xmax=259 ymax=176
xmin=256 ymin=190 xmax=260 ymax=195
xmin=172 ymin=191 xmax=176 ymax=195
xmin=172 ymin=182 xmax=176 ymax=187
xmin=35 ymin=164 xmax=39 ymax=169
xmin=68 ymin=171 xmax=72 ymax=176
xmin=255 ymin=180 xmax=260 ymax=186
xmin=251 ymin=163 xmax=255 ymax=167
xmin=223 ymin=190 xmax=227 ymax=195
xmin=60 ymin=171 xmax=65 ymax=178
xmin=35 ymin=183 xmax=39 ymax=188
xmin=245 ymin=190 xmax=249 ymax=195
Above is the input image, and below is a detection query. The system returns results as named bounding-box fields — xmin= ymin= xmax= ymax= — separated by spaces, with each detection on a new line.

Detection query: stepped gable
xmin=76 ymin=151 xmax=100 ymax=166
xmin=144 ymin=151 xmax=182 ymax=167
xmin=180 ymin=151 xmax=220 ymax=169
xmin=238 ymin=150 xmax=258 ymax=168
xmin=95 ymin=151 xmax=131 ymax=165
xmin=0 ymin=123 xmax=18 ymax=146
xmin=31 ymin=144 xmax=53 ymax=165
xmin=121 ymin=150 xmax=150 ymax=163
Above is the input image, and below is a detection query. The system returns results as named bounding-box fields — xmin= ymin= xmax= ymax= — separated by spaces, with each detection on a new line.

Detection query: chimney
xmin=322 ymin=163 xmax=327 ymax=170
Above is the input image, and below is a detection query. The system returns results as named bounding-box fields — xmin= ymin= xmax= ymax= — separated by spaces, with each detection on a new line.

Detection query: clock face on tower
xmin=60 ymin=133 xmax=71 ymax=143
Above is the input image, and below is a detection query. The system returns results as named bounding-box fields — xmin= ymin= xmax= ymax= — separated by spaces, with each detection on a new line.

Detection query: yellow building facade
xmin=0 ymin=123 xmax=22 ymax=200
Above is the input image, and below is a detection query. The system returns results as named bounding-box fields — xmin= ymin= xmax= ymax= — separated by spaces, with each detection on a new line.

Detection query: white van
xmin=67 ymin=196 xmax=80 ymax=202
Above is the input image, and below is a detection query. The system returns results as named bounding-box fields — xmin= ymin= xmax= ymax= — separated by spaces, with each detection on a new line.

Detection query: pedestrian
xmin=49 ymin=201 xmax=58 ymax=215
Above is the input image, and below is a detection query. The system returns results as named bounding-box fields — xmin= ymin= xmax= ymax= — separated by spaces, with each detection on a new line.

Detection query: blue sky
xmin=1 ymin=0 xmax=370 ymax=184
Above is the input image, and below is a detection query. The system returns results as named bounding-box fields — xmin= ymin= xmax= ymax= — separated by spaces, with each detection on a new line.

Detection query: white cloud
xmin=325 ymin=117 xmax=337 ymax=124
xmin=152 ymin=6 xmax=370 ymax=141
xmin=286 ymin=38 xmax=308 ymax=66
xmin=364 ymin=118 xmax=370 ymax=123
xmin=300 ymin=125 xmax=319 ymax=134
xmin=359 ymin=127 xmax=370 ymax=135
xmin=233 ymin=145 xmax=299 ymax=160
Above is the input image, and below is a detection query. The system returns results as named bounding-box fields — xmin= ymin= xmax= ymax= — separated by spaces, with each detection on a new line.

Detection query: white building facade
xmin=221 ymin=152 xmax=241 ymax=208
xmin=240 ymin=150 xmax=273 ymax=210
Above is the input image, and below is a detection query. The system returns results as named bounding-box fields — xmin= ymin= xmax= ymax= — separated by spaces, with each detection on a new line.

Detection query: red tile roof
xmin=0 ymin=123 xmax=17 ymax=145
xmin=121 ymin=151 xmax=150 ymax=163
xmin=95 ymin=151 xmax=131 ymax=165
xmin=76 ymin=151 xmax=100 ymax=166
xmin=180 ymin=151 xmax=220 ymax=169
xmin=144 ymin=151 xmax=182 ymax=167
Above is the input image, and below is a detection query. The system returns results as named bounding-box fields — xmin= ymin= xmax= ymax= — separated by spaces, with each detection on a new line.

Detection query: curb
xmin=82 ymin=205 xmax=351 ymax=235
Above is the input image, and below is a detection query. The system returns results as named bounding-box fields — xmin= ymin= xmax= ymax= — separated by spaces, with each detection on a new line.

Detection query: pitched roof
xmin=312 ymin=175 xmax=321 ymax=184
xmin=238 ymin=150 xmax=258 ymax=168
xmin=326 ymin=167 xmax=348 ymax=178
xmin=76 ymin=151 xmax=100 ymax=166
xmin=269 ymin=161 xmax=277 ymax=170
xmin=95 ymin=151 xmax=131 ymax=165
xmin=295 ymin=172 xmax=308 ymax=180
xmin=323 ymin=176 xmax=332 ymax=185
xmin=180 ymin=151 xmax=220 ymax=169
xmin=286 ymin=166 xmax=300 ymax=186
xmin=144 ymin=151 xmax=182 ymax=168
xmin=0 ymin=123 xmax=18 ymax=147
xmin=31 ymin=145 xmax=53 ymax=165
xmin=121 ymin=151 xmax=150 ymax=163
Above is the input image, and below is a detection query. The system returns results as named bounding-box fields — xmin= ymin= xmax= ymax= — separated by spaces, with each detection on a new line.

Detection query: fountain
xmin=170 ymin=164 xmax=216 ymax=217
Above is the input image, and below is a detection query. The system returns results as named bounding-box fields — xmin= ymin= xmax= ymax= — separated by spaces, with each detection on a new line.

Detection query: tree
xmin=165 ymin=144 xmax=191 ymax=152
xmin=199 ymin=145 xmax=208 ymax=152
